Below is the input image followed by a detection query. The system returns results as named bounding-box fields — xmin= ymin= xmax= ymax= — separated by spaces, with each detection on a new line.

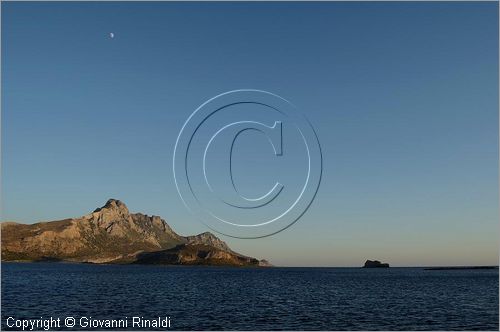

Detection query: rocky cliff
xmin=1 ymin=199 xmax=268 ymax=267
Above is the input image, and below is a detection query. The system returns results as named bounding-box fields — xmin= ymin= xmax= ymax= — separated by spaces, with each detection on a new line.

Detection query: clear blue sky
xmin=2 ymin=2 xmax=498 ymax=266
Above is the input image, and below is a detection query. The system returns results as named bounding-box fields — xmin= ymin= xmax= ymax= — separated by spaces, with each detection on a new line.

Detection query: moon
xmin=109 ymin=32 xmax=114 ymax=39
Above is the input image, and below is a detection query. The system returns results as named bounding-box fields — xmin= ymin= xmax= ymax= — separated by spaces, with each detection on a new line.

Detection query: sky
xmin=2 ymin=2 xmax=498 ymax=267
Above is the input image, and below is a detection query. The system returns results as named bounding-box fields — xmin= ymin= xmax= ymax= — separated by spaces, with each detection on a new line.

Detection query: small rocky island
xmin=363 ymin=259 xmax=390 ymax=268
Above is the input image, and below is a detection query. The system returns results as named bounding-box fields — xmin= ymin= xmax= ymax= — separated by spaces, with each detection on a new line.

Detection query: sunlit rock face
xmin=1 ymin=199 xmax=268 ymax=267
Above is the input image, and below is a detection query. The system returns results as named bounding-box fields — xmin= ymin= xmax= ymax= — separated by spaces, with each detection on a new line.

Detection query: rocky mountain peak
xmin=93 ymin=199 xmax=130 ymax=216
xmin=185 ymin=231 xmax=231 ymax=252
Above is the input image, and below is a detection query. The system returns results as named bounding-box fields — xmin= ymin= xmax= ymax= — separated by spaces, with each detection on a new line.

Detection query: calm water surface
xmin=1 ymin=263 xmax=498 ymax=330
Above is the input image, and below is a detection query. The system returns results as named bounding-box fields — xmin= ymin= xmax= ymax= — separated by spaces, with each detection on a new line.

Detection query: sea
xmin=1 ymin=263 xmax=498 ymax=330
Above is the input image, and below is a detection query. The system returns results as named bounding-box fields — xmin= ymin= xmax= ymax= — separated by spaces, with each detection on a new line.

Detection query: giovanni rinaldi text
xmin=5 ymin=316 xmax=172 ymax=330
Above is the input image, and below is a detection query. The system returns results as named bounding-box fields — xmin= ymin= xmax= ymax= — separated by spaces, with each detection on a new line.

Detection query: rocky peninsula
xmin=1 ymin=199 xmax=269 ymax=267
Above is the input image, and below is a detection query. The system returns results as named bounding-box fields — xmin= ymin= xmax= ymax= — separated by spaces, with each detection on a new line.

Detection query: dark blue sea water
xmin=1 ymin=263 xmax=498 ymax=330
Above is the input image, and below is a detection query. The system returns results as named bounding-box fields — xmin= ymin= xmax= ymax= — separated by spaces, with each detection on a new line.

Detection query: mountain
xmin=185 ymin=232 xmax=232 ymax=252
xmin=1 ymin=199 xmax=269 ymax=266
